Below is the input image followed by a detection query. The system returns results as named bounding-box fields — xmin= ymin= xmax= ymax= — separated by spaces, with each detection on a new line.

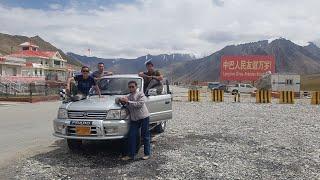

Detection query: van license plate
xmin=76 ymin=126 xmax=91 ymax=136
xmin=70 ymin=121 xmax=92 ymax=126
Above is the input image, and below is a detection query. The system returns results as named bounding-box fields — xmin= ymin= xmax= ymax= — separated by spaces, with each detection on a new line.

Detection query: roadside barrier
xmin=256 ymin=90 xmax=271 ymax=103
xmin=279 ymin=91 xmax=295 ymax=104
xmin=188 ymin=89 xmax=200 ymax=102
xmin=311 ymin=92 xmax=320 ymax=105
xmin=234 ymin=92 xmax=240 ymax=102
xmin=211 ymin=90 xmax=224 ymax=102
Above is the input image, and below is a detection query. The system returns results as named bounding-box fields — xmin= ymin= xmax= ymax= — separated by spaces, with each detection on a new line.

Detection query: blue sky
xmin=0 ymin=0 xmax=319 ymax=58
xmin=0 ymin=0 xmax=134 ymax=10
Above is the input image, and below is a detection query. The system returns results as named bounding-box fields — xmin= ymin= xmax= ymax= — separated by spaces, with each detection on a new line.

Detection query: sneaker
xmin=141 ymin=155 xmax=150 ymax=160
xmin=121 ymin=156 xmax=133 ymax=161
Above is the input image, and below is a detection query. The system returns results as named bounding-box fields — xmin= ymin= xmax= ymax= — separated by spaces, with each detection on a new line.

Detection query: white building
xmin=7 ymin=42 xmax=68 ymax=81
xmin=0 ymin=56 xmax=26 ymax=76
xmin=271 ymin=73 xmax=300 ymax=92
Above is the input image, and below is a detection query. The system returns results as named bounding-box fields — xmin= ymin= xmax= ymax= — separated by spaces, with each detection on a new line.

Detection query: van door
xmin=145 ymin=93 xmax=172 ymax=123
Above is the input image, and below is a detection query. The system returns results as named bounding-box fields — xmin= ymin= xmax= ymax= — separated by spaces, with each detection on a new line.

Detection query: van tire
xmin=67 ymin=139 xmax=82 ymax=151
xmin=155 ymin=121 xmax=166 ymax=133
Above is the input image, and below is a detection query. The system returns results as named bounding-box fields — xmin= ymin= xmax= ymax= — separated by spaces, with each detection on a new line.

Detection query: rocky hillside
xmin=0 ymin=33 xmax=82 ymax=66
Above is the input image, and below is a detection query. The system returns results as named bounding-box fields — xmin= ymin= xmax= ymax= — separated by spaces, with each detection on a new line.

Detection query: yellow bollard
xmin=279 ymin=91 xmax=295 ymax=104
xmin=212 ymin=90 xmax=224 ymax=102
xmin=188 ymin=89 xmax=200 ymax=102
xmin=256 ymin=90 xmax=271 ymax=103
xmin=311 ymin=92 xmax=320 ymax=105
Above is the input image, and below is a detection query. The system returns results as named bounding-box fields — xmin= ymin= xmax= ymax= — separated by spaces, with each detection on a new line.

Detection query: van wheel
xmin=155 ymin=121 xmax=167 ymax=133
xmin=67 ymin=139 xmax=82 ymax=151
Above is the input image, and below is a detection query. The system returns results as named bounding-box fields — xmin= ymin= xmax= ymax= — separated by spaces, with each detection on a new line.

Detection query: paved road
xmin=0 ymin=101 xmax=60 ymax=167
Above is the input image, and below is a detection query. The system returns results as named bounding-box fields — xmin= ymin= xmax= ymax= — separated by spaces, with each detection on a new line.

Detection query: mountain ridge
xmin=67 ymin=52 xmax=196 ymax=73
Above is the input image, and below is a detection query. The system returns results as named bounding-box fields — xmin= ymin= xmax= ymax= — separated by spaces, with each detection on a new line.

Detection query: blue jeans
xmin=128 ymin=117 xmax=151 ymax=158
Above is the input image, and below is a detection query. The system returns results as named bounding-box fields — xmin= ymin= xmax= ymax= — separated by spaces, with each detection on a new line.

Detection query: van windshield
xmin=96 ymin=78 xmax=142 ymax=95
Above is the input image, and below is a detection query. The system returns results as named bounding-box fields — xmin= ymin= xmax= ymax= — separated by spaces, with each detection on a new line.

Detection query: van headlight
xmin=57 ymin=109 xmax=68 ymax=119
xmin=106 ymin=109 xmax=128 ymax=120
xmin=54 ymin=121 xmax=66 ymax=134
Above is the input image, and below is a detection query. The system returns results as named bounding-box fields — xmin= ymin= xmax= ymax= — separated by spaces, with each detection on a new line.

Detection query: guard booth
xmin=271 ymin=74 xmax=300 ymax=94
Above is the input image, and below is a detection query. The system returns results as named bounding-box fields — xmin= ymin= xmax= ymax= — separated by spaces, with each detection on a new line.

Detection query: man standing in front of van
xmin=119 ymin=81 xmax=151 ymax=161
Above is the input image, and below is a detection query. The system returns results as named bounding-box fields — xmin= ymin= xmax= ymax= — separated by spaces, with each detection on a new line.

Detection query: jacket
xmin=126 ymin=91 xmax=150 ymax=121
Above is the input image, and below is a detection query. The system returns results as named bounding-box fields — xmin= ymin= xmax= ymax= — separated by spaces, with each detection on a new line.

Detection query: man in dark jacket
xmin=66 ymin=66 xmax=101 ymax=100
xmin=138 ymin=61 xmax=163 ymax=95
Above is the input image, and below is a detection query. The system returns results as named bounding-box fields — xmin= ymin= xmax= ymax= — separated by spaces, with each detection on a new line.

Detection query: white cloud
xmin=49 ymin=3 xmax=62 ymax=10
xmin=0 ymin=0 xmax=320 ymax=58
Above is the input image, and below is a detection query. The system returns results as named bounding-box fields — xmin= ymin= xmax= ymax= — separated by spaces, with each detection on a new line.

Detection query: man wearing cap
xmin=138 ymin=61 xmax=163 ymax=95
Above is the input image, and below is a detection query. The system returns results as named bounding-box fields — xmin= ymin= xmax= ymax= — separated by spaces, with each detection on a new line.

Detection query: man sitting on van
xmin=138 ymin=61 xmax=163 ymax=95
xmin=66 ymin=66 xmax=101 ymax=100
xmin=92 ymin=62 xmax=113 ymax=80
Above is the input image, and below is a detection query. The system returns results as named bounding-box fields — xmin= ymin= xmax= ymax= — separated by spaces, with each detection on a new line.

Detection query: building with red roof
xmin=6 ymin=42 xmax=69 ymax=81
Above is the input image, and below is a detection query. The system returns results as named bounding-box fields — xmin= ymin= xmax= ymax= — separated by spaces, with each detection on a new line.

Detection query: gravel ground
xmin=4 ymin=88 xmax=320 ymax=179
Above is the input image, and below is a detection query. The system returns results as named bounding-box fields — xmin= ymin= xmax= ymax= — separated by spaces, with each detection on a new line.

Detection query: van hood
xmin=66 ymin=95 xmax=122 ymax=111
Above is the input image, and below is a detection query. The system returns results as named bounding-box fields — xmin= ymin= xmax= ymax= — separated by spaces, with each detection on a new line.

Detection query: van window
xmin=98 ymin=78 xmax=142 ymax=95
xmin=240 ymin=84 xmax=245 ymax=87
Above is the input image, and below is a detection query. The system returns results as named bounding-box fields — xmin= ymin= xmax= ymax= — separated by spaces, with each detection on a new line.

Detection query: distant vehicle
xmin=208 ymin=82 xmax=228 ymax=92
xmin=228 ymin=83 xmax=257 ymax=94
xmin=208 ymin=82 xmax=220 ymax=89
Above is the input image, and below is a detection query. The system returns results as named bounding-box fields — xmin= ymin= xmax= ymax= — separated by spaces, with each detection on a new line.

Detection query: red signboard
xmin=220 ymin=55 xmax=275 ymax=81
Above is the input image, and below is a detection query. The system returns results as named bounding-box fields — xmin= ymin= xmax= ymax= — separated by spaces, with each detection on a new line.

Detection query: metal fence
xmin=0 ymin=82 xmax=64 ymax=97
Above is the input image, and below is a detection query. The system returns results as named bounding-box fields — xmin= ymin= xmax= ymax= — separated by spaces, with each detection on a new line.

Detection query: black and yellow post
xmin=256 ymin=90 xmax=271 ymax=103
xmin=279 ymin=91 xmax=295 ymax=104
xmin=188 ymin=89 xmax=200 ymax=102
xmin=311 ymin=92 xmax=320 ymax=105
xmin=212 ymin=90 xmax=224 ymax=102
xmin=234 ymin=92 xmax=240 ymax=102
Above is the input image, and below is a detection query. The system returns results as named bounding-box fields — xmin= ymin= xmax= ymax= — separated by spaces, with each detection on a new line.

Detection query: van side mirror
xmin=59 ymin=89 xmax=67 ymax=100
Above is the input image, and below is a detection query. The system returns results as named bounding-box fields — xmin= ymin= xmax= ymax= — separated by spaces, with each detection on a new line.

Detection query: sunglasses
xmin=128 ymin=86 xmax=136 ymax=88
xmin=82 ymin=70 xmax=89 ymax=73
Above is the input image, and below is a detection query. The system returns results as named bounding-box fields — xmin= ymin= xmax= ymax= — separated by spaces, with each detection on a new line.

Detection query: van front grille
xmin=68 ymin=111 xmax=107 ymax=119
